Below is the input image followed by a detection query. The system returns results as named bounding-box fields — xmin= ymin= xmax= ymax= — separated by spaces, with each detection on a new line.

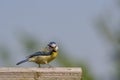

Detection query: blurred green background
xmin=1 ymin=0 xmax=120 ymax=80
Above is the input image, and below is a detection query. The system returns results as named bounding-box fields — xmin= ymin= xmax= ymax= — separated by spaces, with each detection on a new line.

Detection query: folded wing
xmin=27 ymin=51 xmax=51 ymax=58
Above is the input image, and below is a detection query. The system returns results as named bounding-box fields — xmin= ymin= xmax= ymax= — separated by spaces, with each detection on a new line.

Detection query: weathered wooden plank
xmin=0 ymin=67 xmax=82 ymax=80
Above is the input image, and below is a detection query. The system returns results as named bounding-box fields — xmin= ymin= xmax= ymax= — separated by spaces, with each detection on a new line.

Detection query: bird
xmin=16 ymin=42 xmax=58 ymax=67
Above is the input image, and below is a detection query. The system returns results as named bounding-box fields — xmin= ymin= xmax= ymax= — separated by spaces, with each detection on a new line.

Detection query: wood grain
xmin=0 ymin=67 xmax=82 ymax=80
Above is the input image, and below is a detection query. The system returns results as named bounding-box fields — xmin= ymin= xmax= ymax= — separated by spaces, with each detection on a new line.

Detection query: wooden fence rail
xmin=0 ymin=67 xmax=82 ymax=80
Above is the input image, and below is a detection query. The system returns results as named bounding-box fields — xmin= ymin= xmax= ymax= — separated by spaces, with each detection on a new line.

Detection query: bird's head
xmin=48 ymin=42 xmax=58 ymax=52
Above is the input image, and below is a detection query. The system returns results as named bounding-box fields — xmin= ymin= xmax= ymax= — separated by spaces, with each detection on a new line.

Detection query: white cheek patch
xmin=55 ymin=46 xmax=58 ymax=51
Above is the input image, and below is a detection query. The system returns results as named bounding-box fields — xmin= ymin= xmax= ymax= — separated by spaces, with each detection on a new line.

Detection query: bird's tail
xmin=16 ymin=59 xmax=28 ymax=65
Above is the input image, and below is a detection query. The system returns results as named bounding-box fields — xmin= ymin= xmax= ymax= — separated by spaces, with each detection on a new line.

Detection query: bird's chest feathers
xmin=51 ymin=52 xmax=58 ymax=58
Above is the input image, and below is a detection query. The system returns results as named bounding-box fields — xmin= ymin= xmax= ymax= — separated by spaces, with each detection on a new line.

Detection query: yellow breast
xmin=51 ymin=51 xmax=58 ymax=58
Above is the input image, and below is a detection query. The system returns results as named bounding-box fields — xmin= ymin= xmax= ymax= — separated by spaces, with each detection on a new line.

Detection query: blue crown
xmin=48 ymin=42 xmax=56 ymax=46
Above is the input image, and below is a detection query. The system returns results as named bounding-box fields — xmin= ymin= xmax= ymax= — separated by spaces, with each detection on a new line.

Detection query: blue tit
xmin=16 ymin=42 xmax=58 ymax=67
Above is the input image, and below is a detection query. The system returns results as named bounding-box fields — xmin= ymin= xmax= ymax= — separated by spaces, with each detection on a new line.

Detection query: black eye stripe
xmin=49 ymin=45 xmax=56 ymax=48
xmin=49 ymin=46 xmax=53 ymax=48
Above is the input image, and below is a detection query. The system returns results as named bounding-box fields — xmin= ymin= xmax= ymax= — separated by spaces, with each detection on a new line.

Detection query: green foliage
xmin=17 ymin=32 xmax=41 ymax=53
xmin=80 ymin=64 xmax=94 ymax=80
xmin=0 ymin=45 xmax=12 ymax=66
xmin=95 ymin=16 xmax=116 ymax=44
xmin=95 ymin=3 xmax=120 ymax=79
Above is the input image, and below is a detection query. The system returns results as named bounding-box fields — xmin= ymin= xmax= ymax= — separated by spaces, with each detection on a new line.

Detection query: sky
xmin=0 ymin=0 xmax=118 ymax=80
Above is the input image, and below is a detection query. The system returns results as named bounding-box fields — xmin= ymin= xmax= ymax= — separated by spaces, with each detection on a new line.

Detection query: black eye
xmin=49 ymin=45 xmax=54 ymax=48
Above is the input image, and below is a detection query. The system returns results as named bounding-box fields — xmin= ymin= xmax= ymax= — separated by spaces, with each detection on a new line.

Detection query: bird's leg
xmin=38 ymin=64 xmax=41 ymax=68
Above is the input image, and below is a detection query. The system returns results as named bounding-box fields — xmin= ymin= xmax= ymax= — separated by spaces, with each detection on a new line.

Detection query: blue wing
xmin=28 ymin=51 xmax=51 ymax=58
